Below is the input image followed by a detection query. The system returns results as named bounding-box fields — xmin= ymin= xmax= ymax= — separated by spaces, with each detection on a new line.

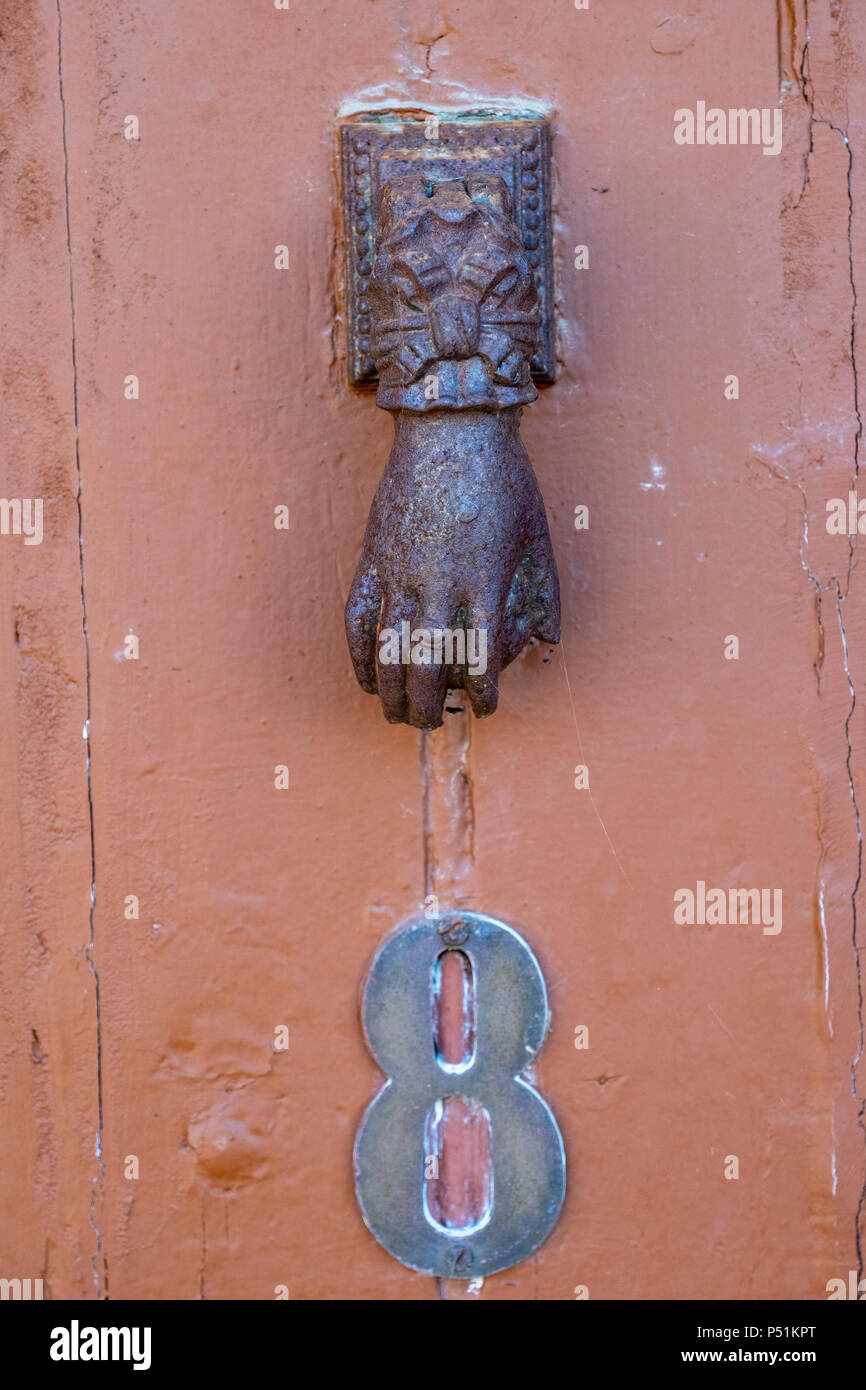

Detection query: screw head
xmin=438 ymin=917 xmax=470 ymax=946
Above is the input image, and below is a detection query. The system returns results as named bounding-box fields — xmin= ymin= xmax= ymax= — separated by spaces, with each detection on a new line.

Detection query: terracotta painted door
xmin=2 ymin=0 xmax=865 ymax=1300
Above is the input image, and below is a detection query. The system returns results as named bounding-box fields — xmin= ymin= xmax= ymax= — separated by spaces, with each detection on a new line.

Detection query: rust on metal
xmin=342 ymin=116 xmax=560 ymax=729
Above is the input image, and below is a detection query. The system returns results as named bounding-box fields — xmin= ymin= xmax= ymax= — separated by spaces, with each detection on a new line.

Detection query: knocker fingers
xmin=501 ymin=540 xmax=562 ymax=667
xmin=375 ymin=590 xmax=417 ymax=724
xmin=405 ymin=634 xmax=449 ymax=730
xmin=345 ymin=558 xmax=382 ymax=694
xmin=462 ymin=596 xmax=502 ymax=720
xmin=528 ymin=532 xmax=562 ymax=646
xmin=383 ymin=597 xmax=501 ymax=729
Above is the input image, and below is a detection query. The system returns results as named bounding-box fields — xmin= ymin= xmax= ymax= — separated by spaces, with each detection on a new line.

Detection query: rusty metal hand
xmin=345 ymin=174 xmax=560 ymax=729
xmin=345 ymin=407 xmax=559 ymax=728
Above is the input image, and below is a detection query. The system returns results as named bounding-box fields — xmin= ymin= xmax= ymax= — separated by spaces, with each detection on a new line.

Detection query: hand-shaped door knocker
xmin=344 ymin=166 xmax=560 ymax=729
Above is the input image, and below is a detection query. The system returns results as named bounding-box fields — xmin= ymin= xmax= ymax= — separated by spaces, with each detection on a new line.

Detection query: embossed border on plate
xmin=340 ymin=113 xmax=555 ymax=388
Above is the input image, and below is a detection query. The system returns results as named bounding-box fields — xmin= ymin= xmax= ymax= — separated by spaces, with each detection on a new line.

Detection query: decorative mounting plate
xmin=340 ymin=114 xmax=555 ymax=387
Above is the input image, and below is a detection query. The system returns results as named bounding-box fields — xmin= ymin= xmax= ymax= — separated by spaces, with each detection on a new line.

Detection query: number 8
xmin=354 ymin=911 xmax=566 ymax=1278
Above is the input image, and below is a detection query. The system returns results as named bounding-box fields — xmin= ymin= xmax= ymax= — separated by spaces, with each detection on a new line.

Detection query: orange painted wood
xmin=1 ymin=0 xmax=864 ymax=1301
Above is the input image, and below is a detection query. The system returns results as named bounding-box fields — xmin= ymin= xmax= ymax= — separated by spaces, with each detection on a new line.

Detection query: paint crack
xmin=782 ymin=0 xmax=866 ymax=1280
xmin=56 ymin=0 xmax=107 ymax=1300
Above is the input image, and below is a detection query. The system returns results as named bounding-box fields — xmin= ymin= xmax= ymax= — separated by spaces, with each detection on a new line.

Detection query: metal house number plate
xmin=354 ymin=911 xmax=566 ymax=1278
